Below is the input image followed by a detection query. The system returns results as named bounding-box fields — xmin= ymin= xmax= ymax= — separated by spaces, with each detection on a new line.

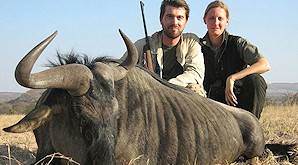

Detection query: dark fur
xmin=30 ymin=54 xmax=265 ymax=164
xmin=49 ymin=52 xmax=193 ymax=94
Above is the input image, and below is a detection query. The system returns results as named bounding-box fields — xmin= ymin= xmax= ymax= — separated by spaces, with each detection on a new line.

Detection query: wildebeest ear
xmin=3 ymin=105 xmax=52 ymax=133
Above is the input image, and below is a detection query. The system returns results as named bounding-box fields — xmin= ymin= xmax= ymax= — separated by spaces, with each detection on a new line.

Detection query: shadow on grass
xmin=0 ymin=144 xmax=35 ymax=165
xmin=264 ymin=143 xmax=298 ymax=164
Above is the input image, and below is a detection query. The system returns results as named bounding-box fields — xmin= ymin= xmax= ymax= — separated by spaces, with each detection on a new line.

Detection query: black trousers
xmin=207 ymin=74 xmax=267 ymax=119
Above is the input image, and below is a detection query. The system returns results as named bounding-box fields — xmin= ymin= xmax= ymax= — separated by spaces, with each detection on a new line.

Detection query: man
xmin=123 ymin=0 xmax=206 ymax=96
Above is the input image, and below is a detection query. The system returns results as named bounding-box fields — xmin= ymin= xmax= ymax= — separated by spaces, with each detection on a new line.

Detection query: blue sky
xmin=0 ymin=0 xmax=297 ymax=92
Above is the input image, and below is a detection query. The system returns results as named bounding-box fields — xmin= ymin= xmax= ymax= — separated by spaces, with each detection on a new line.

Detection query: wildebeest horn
xmin=114 ymin=29 xmax=138 ymax=80
xmin=15 ymin=31 xmax=93 ymax=96
xmin=118 ymin=29 xmax=138 ymax=69
xmin=15 ymin=31 xmax=58 ymax=87
xmin=3 ymin=105 xmax=51 ymax=133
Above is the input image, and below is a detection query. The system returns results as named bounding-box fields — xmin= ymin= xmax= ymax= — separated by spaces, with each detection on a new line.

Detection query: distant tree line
xmin=265 ymin=92 xmax=298 ymax=106
xmin=0 ymin=91 xmax=297 ymax=114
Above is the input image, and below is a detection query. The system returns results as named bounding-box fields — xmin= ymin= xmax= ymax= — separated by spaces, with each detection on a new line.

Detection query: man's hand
xmin=186 ymin=83 xmax=206 ymax=97
xmin=225 ymin=76 xmax=238 ymax=106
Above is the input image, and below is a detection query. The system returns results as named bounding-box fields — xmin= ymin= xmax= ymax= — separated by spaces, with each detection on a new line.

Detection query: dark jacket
xmin=201 ymin=30 xmax=264 ymax=94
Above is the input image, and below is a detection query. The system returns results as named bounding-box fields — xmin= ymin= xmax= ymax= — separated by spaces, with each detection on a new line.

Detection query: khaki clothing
xmin=123 ymin=31 xmax=205 ymax=93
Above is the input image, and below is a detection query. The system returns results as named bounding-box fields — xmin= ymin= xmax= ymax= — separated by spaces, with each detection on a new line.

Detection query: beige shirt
xmin=123 ymin=31 xmax=205 ymax=88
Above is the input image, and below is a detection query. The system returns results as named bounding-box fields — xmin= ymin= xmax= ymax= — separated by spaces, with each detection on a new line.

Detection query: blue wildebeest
xmin=3 ymin=30 xmax=265 ymax=165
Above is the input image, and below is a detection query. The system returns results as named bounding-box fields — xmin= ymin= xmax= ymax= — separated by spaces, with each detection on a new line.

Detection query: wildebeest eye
xmin=89 ymin=78 xmax=114 ymax=100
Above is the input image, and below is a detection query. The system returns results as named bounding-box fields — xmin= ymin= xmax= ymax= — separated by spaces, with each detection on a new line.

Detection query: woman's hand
xmin=225 ymin=75 xmax=238 ymax=106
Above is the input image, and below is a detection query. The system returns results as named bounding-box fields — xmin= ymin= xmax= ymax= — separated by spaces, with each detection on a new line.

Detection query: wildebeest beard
xmin=50 ymin=53 xmax=119 ymax=164
xmin=72 ymin=93 xmax=118 ymax=164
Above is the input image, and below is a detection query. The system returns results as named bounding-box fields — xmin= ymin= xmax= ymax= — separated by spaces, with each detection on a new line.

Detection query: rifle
xmin=140 ymin=1 xmax=154 ymax=72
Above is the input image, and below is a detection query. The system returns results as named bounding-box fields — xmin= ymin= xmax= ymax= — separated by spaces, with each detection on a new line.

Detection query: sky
xmin=0 ymin=0 xmax=297 ymax=92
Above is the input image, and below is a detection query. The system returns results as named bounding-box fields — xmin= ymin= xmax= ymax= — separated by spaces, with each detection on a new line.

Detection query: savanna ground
xmin=0 ymin=105 xmax=297 ymax=165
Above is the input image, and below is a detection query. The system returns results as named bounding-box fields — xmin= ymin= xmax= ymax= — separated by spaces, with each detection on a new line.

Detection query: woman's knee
xmin=242 ymin=74 xmax=267 ymax=90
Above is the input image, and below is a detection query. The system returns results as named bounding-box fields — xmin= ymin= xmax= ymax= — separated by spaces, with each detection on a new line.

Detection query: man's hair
xmin=160 ymin=0 xmax=190 ymax=21
xmin=203 ymin=0 xmax=229 ymax=20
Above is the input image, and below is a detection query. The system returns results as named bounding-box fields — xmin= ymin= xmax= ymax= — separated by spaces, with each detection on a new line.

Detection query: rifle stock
xmin=144 ymin=45 xmax=154 ymax=72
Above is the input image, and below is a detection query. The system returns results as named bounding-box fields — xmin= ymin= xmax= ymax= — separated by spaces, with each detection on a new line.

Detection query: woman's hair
xmin=203 ymin=0 xmax=229 ymax=20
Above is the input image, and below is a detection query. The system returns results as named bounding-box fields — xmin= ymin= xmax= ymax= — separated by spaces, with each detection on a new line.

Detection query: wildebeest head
xmin=4 ymin=30 xmax=137 ymax=133
xmin=3 ymin=30 xmax=139 ymax=164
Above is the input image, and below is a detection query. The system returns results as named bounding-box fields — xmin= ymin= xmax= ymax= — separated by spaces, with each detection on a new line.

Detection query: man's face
xmin=161 ymin=6 xmax=188 ymax=39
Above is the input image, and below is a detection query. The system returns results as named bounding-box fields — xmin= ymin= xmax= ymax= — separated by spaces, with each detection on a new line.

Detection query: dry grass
xmin=0 ymin=115 xmax=37 ymax=165
xmin=258 ymin=105 xmax=298 ymax=165
xmin=0 ymin=105 xmax=297 ymax=164
xmin=261 ymin=105 xmax=298 ymax=143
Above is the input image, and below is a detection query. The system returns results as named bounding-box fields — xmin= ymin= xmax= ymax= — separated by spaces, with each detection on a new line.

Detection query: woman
xmin=201 ymin=0 xmax=270 ymax=118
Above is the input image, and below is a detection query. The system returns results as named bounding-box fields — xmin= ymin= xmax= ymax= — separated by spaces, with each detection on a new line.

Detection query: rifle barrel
xmin=140 ymin=1 xmax=150 ymax=47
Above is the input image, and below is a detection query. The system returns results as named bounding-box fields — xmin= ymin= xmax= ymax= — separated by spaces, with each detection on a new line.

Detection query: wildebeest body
xmin=33 ymin=67 xmax=260 ymax=164
xmin=3 ymin=31 xmax=264 ymax=165
xmin=113 ymin=68 xmax=246 ymax=164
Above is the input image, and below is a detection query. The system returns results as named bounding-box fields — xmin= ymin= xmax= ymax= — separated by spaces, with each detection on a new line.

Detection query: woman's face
xmin=204 ymin=7 xmax=228 ymax=38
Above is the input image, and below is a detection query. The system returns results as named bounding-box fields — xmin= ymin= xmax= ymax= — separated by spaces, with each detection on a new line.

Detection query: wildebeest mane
xmin=137 ymin=66 xmax=193 ymax=94
xmin=46 ymin=51 xmax=118 ymax=69
xmin=48 ymin=52 xmax=193 ymax=94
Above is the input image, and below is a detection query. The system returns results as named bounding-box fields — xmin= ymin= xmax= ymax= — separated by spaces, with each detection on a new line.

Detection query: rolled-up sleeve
xmin=237 ymin=37 xmax=263 ymax=65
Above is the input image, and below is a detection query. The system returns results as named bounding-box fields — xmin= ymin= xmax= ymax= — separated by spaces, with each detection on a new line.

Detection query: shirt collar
xmin=201 ymin=30 xmax=229 ymax=49
xmin=158 ymin=30 xmax=183 ymax=47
